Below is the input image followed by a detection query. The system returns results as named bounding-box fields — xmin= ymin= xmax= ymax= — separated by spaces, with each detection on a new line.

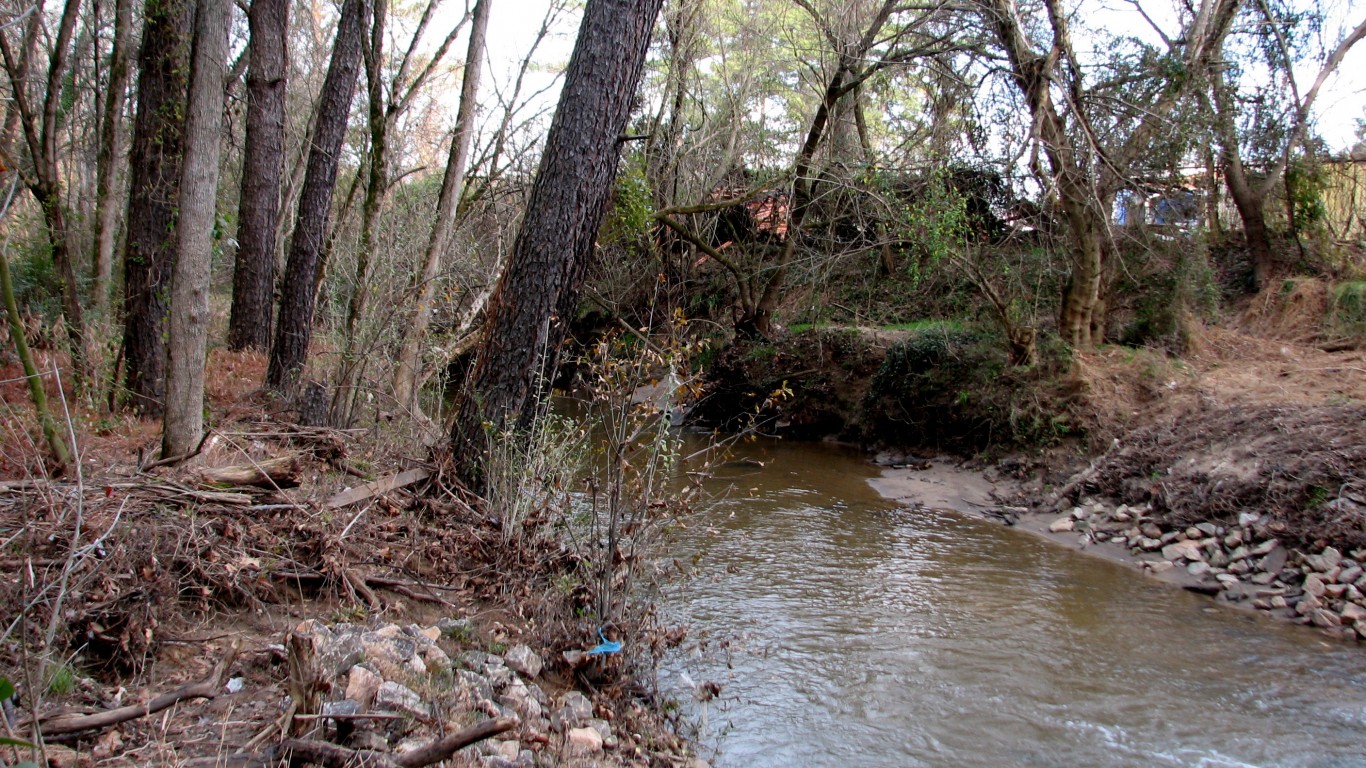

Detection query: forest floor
xmin=0 ymin=351 xmax=699 ymax=768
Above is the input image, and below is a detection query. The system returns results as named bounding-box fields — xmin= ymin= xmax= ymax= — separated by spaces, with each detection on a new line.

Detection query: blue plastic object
xmin=584 ymin=627 xmax=622 ymax=656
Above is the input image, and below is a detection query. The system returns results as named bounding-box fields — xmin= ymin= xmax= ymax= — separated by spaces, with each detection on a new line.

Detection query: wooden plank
xmin=324 ymin=468 xmax=430 ymax=509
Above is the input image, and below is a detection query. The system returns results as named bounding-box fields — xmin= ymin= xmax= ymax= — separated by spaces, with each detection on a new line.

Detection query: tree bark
xmin=392 ymin=0 xmax=491 ymax=413
xmin=163 ymin=0 xmax=230 ymax=459
xmin=92 ymin=0 xmax=133 ymax=316
xmin=0 ymin=0 xmax=90 ymax=381
xmin=448 ymin=0 xmax=664 ymax=486
xmin=228 ymin=0 xmax=289 ymax=351
xmin=0 ymin=210 xmax=70 ymax=467
xmin=982 ymin=0 xmax=1108 ymax=348
xmin=267 ymin=0 xmax=370 ymax=393
xmin=122 ymin=0 xmax=192 ymax=415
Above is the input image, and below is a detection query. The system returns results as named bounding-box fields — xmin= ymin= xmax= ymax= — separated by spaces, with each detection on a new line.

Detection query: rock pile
xmin=1049 ymin=501 xmax=1366 ymax=640
xmin=288 ymin=618 xmax=673 ymax=767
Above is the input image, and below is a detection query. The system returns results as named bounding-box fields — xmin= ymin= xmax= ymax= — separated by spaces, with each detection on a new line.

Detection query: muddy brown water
xmin=662 ymin=438 xmax=1366 ymax=768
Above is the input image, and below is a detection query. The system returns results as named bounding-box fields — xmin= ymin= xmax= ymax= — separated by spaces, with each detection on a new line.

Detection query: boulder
xmin=566 ymin=726 xmax=604 ymax=754
xmin=504 ymin=644 xmax=543 ymax=679
xmin=1049 ymin=517 xmax=1075 ymax=533
xmin=557 ymin=691 xmax=594 ymax=729
xmin=1303 ymin=574 xmax=1328 ymax=598
xmin=346 ymin=665 xmax=384 ymax=708
xmin=1336 ymin=566 xmax=1362 ymax=585
xmin=1310 ymin=609 xmax=1342 ymax=628
xmin=1257 ymin=545 xmax=1288 ymax=575
xmin=375 ymin=681 xmax=431 ymax=719
xmin=1162 ymin=540 xmax=1204 ymax=562
xmin=1340 ymin=603 xmax=1366 ymax=623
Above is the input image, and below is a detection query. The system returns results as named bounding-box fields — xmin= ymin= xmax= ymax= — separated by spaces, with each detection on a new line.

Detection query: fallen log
xmin=195 ymin=454 xmax=303 ymax=489
xmin=275 ymin=716 xmax=517 ymax=768
xmin=30 ymin=642 xmax=240 ymax=736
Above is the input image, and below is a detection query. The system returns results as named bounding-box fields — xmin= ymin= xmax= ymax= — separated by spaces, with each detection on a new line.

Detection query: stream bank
xmin=694 ymin=323 xmax=1366 ymax=640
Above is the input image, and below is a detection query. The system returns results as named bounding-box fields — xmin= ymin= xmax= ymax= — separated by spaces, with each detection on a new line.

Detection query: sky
xmin=475 ymin=0 xmax=1364 ymax=152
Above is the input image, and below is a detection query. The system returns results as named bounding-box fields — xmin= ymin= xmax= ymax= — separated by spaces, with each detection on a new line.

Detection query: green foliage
xmin=1285 ymin=158 xmax=1328 ymax=233
xmin=9 ymin=238 xmax=62 ymax=318
xmin=46 ymin=663 xmax=76 ymax=695
xmin=1328 ymin=281 xmax=1366 ymax=338
xmin=1119 ymin=238 xmax=1218 ymax=352
xmin=602 ymin=152 xmax=655 ymax=247
xmin=865 ymin=324 xmax=1072 ymax=450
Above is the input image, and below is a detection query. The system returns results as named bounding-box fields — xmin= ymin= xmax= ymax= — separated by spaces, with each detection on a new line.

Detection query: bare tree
xmin=392 ymin=0 xmax=492 ymax=415
xmin=0 ymin=0 xmax=91 ymax=381
xmin=330 ymin=0 xmax=474 ymax=425
xmin=448 ymin=0 xmax=665 ymax=486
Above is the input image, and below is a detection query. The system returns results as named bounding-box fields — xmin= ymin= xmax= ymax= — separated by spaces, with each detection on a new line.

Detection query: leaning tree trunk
xmin=228 ymin=0 xmax=289 ymax=351
xmin=267 ymin=0 xmax=369 ymax=393
xmin=0 ymin=0 xmax=90 ymax=381
xmin=392 ymin=0 xmax=491 ymax=414
xmin=448 ymin=0 xmax=665 ymax=487
xmin=122 ymin=0 xmax=192 ymax=415
xmin=162 ymin=0 xmax=229 ymax=459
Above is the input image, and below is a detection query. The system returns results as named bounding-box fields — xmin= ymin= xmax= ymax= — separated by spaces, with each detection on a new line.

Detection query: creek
xmin=661 ymin=438 xmax=1366 ymax=768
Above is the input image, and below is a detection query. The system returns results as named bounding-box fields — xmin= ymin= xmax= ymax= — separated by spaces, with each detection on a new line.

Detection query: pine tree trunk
xmin=122 ymin=0 xmax=192 ymax=415
xmin=267 ymin=0 xmax=369 ymax=393
xmin=163 ymin=0 xmax=229 ymax=459
xmin=448 ymin=0 xmax=664 ymax=485
xmin=392 ymin=0 xmax=491 ymax=413
xmin=228 ymin=0 xmax=289 ymax=351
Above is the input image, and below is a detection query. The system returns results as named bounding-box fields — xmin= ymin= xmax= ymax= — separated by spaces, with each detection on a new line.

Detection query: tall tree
xmin=1209 ymin=10 xmax=1366 ymax=290
xmin=332 ymin=0 xmax=475 ymax=425
xmin=448 ymin=0 xmax=665 ymax=485
xmin=0 ymin=0 xmax=91 ymax=380
xmin=267 ymin=0 xmax=370 ymax=392
xmin=122 ymin=0 xmax=192 ymax=414
xmin=162 ymin=0 xmax=229 ymax=458
xmin=91 ymin=0 xmax=133 ymax=315
xmin=392 ymin=0 xmax=492 ymax=414
xmin=980 ymin=0 xmax=1238 ymax=347
xmin=228 ymin=0 xmax=289 ymax=351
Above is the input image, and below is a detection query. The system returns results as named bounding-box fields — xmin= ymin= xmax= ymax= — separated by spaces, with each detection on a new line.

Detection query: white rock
xmin=566 ymin=726 xmax=603 ymax=754
xmin=1187 ymin=561 xmax=1211 ymax=577
xmin=1162 ymin=540 xmax=1204 ymax=562
xmin=346 ymin=665 xmax=384 ymax=708
xmin=1303 ymin=574 xmax=1328 ymax=598
xmin=1049 ymin=518 xmax=1075 ymax=533
xmin=1340 ymin=603 xmax=1366 ymax=623
xmin=504 ymin=644 xmax=543 ymax=679
xmin=375 ymin=681 xmax=431 ymax=719
xmin=1322 ymin=546 xmax=1343 ymax=569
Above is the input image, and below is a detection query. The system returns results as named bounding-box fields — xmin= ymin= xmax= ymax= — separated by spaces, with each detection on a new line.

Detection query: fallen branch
xmin=195 ymin=454 xmax=303 ymax=488
xmin=324 ymin=468 xmax=430 ymax=509
xmin=276 ymin=716 xmax=516 ymax=768
xmin=30 ymin=641 xmax=240 ymax=736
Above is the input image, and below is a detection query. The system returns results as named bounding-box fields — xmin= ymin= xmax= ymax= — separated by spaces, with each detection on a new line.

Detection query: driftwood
xmin=276 ymin=716 xmax=517 ymax=768
xmin=195 ymin=454 xmax=304 ymax=489
xmin=30 ymin=642 xmax=240 ymax=736
xmin=324 ymin=469 xmax=430 ymax=509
